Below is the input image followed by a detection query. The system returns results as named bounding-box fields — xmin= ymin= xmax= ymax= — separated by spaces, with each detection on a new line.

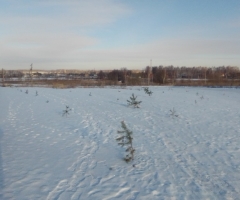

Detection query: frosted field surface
xmin=0 ymin=86 xmax=240 ymax=199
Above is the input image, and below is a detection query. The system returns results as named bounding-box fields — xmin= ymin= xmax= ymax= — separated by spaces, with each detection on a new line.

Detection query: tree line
xmin=105 ymin=66 xmax=240 ymax=86
xmin=1 ymin=66 xmax=240 ymax=86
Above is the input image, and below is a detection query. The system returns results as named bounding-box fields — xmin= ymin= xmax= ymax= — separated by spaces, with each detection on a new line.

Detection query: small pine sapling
xmin=89 ymin=92 xmax=92 ymax=96
xmin=148 ymin=90 xmax=153 ymax=96
xmin=62 ymin=106 xmax=71 ymax=117
xmin=127 ymin=93 xmax=142 ymax=108
xmin=200 ymin=95 xmax=204 ymax=100
xmin=25 ymin=90 xmax=28 ymax=94
xmin=116 ymin=121 xmax=135 ymax=163
xmin=36 ymin=91 xmax=38 ymax=96
xmin=170 ymin=107 xmax=178 ymax=118
xmin=144 ymin=87 xmax=153 ymax=96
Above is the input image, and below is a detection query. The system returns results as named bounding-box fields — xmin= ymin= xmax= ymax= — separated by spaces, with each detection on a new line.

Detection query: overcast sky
xmin=1 ymin=0 xmax=240 ymax=70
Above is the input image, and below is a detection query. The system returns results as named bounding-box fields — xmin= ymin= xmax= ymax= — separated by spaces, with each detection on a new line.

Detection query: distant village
xmin=1 ymin=69 xmax=105 ymax=80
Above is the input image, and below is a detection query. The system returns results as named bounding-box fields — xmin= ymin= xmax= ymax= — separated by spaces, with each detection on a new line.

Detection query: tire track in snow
xmin=46 ymin=106 xmax=110 ymax=199
xmin=132 ymin=91 xmax=239 ymax=199
xmin=160 ymin=133 xmax=240 ymax=199
xmin=46 ymin=89 xmax=140 ymax=199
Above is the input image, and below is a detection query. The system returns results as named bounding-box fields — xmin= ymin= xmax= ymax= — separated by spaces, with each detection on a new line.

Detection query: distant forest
xmin=106 ymin=66 xmax=240 ymax=86
xmin=1 ymin=66 xmax=240 ymax=87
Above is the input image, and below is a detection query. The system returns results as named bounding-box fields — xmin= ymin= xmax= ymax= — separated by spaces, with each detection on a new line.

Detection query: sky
xmin=0 ymin=0 xmax=240 ymax=70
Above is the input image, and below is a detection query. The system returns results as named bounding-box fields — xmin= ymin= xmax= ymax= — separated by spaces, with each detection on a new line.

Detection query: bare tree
xmin=2 ymin=68 xmax=5 ymax=86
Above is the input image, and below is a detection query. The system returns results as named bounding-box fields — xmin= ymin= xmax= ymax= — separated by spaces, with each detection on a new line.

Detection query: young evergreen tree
xmin=62 ymin=106 xmax=71 ymax=117
xmin=169 ymin=107 xmax=178 ymax=118
xmin=127 ymin=93 xmax=142 ymax=108
xmin=116 ymin=121 xmax=135 ymax=163
xmin=143 ymin=87 xmax=153 ymax=96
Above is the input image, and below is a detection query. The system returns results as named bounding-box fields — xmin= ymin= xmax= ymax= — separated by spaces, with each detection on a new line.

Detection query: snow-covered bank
xmin=0 ymin=86 xmax=240 ymax=199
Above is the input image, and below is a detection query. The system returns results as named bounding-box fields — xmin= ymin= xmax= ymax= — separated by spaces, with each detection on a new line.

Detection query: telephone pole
xmin=30 ymin=63 xmax=33 ymax=86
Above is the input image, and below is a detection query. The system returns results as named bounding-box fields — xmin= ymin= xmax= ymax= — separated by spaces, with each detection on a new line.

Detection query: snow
xmin=0 ymin=86 xmax=240 ymax=199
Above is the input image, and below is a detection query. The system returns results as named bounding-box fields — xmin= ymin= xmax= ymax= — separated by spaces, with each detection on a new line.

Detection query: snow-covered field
xmin=0 ymin=86 xmax=240 ymax=200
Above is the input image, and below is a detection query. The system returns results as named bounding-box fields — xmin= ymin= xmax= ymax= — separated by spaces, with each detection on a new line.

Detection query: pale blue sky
xmin=0 ymin=0 xmax=240 ymax=70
